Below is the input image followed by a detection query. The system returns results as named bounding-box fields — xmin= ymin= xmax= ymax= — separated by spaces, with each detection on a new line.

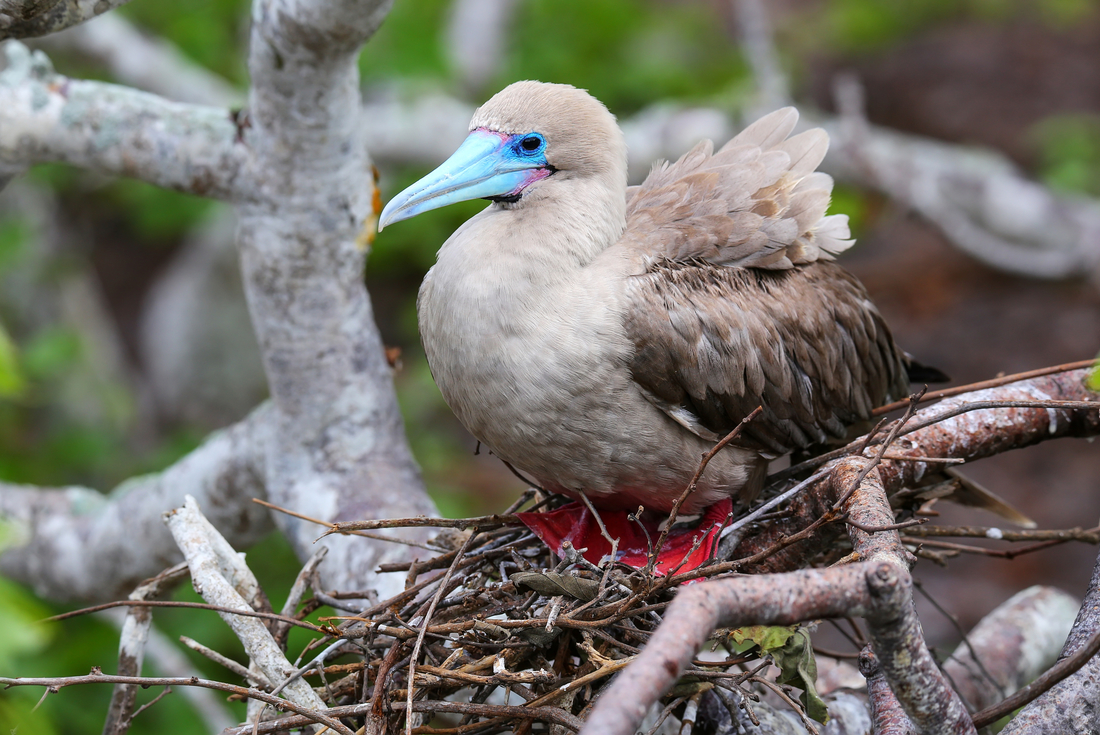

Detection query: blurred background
xmin=1 ymin=0 xmax=1099 ymax=731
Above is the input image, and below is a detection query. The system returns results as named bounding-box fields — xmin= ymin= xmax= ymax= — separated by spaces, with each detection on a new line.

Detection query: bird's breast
xmin=417 ymin=245 xmax=641 ymax=485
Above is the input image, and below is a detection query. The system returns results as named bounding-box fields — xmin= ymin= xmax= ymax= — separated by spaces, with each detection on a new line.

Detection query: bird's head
xmin=378 ymin=81 xmax=627 ymax=230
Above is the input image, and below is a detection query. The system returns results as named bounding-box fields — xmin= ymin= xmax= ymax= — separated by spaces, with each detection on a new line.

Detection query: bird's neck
xmin=487 ymin=176 xmax=627 ymax=277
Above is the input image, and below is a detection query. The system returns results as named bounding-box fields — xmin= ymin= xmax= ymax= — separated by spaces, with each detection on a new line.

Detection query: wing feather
xmin=622 ymin=260 xmax=910 ymax=454
xmin=622 ymin=107 xmax=852 ymax=270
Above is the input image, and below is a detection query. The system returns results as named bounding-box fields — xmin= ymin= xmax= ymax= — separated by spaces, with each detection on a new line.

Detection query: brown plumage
xmin=381 ymin=81 xmax=917 ymax=515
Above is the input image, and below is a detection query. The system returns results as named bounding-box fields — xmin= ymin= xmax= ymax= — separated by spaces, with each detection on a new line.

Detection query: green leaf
xmin=0 ymin=322 xmax=26 ymax=398
xmin=1088 ymin=355 xmax=1100 ymax=392
xmin=729 ymin=624 xmax=797 ymax=651
xmin=728 ymin=626 xmax=828 ymax=724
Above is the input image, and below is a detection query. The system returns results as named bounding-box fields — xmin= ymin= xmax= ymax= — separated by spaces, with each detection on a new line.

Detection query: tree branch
xmin=164 ymin=496 xmax=326 ymax=713
xmin=0 ymin=405 xmax=272 ymax=602
xmin=102 ymin=563 xmax=190 ymax=735
xmin=0 ymin=0 xmax=132 ymax=40
xmin=235 ymin=0 xmax=436 ymax=598
xmin=943 ymin=585 xmax=1079 ymax=713
xmin=0 ymin=41 xmax=249 ymax=198
xmin=37 ymin=13 xmax=241 ymax=105
xmin=2 ymin=0 xmax=440 ymax=603
xmin=731 ymin=370 xmax=1098 ymax=575
xmin=1000 ymin=541 xmax=1100 ymax=734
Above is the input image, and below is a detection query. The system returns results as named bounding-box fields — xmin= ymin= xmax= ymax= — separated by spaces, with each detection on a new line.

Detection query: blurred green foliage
xmin=1032 ymin=114 xmax=1100 ymax=198
xmin=2 ymin=0 xmax=1094 ymax=732
xmin=802 ymin=0 xmax=1094 ymax=55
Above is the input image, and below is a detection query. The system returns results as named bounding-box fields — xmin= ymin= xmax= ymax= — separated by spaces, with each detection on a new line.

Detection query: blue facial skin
xmin=378 ymin=129 xmax=551 ymax=230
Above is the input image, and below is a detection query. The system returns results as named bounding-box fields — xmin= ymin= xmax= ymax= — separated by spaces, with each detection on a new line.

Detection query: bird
xmin=379 ymin=81 xmax=923 ymax=518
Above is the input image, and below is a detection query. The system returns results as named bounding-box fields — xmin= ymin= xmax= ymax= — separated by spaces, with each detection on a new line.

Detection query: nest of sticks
xmin=244 ymin=476 xmax=890 ymax=735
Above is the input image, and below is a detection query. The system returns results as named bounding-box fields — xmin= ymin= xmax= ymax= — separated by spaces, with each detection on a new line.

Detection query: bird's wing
xmin=622 ymin=259 xmax=909 ymax=453
xmin=622 ymin=107 xmax=851 ymax=270
xmin=617 ymin=108 xmax=905 ymax=452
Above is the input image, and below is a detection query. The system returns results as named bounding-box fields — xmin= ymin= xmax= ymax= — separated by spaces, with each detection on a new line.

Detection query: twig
xmin=901 ymin=536 xmax=1090 ymax=559
xmin=46 ymin=600 xmax=326 ymax=634
xmin=971 ymin=627 xmax=1100 ymax=728
xmin=651 ymin=407 xmax=763 ymax=568
xmin=912 ymin=581 xmax=1004 ymax=702
xmin=576 ymin=491 xmax=619 ymax=565
xmin=323 ymin=514 xmax=521 ymax=536
xmin=879 ymin=454 xmax=965 ymax=464
xmin=872 ymin=359 xmax=1097 ymax=416
xmin=0 ymin=672 xmax=356 ymax=735
xmin=180 ymin=636 xmax=271 ymax=688
xmin=406 ymin=532 xmax=478 ymax=735
xmin=252 ymin=498 xmax=447 ymax=551
xmin=127 ymin=686 xmax=173 ymax=724
xmin=903 ymin=525 xmax=1100 ymax=542
xmin=748 ymin=676 xmax=819 ymax=735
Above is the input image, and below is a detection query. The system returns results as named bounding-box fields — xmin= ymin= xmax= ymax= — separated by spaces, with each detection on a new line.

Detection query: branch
xmin=0 ymin=672 xmax=354 ymax=735
xmin=235 ymin=0 xmax=437 ymax=598
xmin=0 ymin=41 xmax=248 ymax=198
xmin=444 ymin=0 xmax=518 ymax=96
xmin=732 ymin=369 xmax=1098 ymax=575
xmin=38 ymin=13 xmax=241 ymax=105
xmin=102 ymin=563 xmax=189 ymax=735
xmin=732 ymin=0 xmax=790 ymax=115
xmin=0 ymin=0 xmax=132 ymax=40
xmin=825 ymin=74 xmax=1100 ymax=279
xmin=0 ymin=405 xmax=272 ymax=602
xmin=1000 ymin=540 xmax=1100 ymax=734
xmin=164 ymin=495 xmax=326 ymax=712
xmin=943 ymin=585 xmax=1080 ymax=713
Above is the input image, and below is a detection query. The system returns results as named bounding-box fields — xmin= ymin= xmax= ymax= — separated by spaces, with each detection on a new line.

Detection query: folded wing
xmin=618 ymin=108 xmax=908 ymax=453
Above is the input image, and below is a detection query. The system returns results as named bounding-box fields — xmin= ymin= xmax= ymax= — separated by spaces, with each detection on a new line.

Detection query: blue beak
xmin=378 ymin=129 xmax=550 ymax=230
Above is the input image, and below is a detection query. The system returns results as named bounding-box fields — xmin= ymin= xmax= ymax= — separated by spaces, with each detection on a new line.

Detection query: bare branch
xmin=0 ymin=671 xmax=354 ymax=735
xmin=942 ymin=586 xmax=1079 ymax=714
xmin=37 ymin=14 xmax=240 ymax=105
xmin=731 ymin=0 xmax=790 ymax=115
xmin=826 ymin=74 xmax=1100 ymax=280
xmin=0 ymin=405 xmax=272 ymax=602
xmin=0 ymin=41 xmax=249 ymax=198
xmin=164 ymin=495 xmax=326 ymax=712
xmin=1000 ymin=542 xmax=1100 ymax=734
xmin=859 ymin=647 xmax=914 ymax=735
xmin=102 ymin=563 xmax=189 ymax=735
xmin=444 ymin=0 xmax=518 ymax=96
xmin=0 ymin=0 xmax=132 ymax=40
xmin=235 ymin=0 xmax=437 ymax=598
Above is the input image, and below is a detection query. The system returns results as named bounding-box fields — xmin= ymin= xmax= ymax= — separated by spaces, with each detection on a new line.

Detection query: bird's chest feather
xmin=417 ymin=241 xmax=634 ymax=467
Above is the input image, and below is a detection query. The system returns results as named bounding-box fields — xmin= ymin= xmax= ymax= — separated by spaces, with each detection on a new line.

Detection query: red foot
xmin=517 ymin=498 xmax=732 ymax=577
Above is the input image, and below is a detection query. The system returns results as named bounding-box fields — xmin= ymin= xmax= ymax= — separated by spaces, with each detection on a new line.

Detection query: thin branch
xmin=39 ymin=13 xmax=240 ymax=105
xmin=0 ymin=404 xmax=272 ymax=602
xmin=651 ymin=406 xmax=762 ymax=566
xmin=872 ymin=359 xmax=1097 ymax=416
xmin=180 ymin=636 xmax=270 ymax=688
xmin=0 ymin=42 xmax=249 ymax=197
xmin=0 ymin=0 xmax=134 ymax=39
xmin=0 ymin=672 xmax=355 ymax=735
xmin=973 ymin=627 xmax=1100 ymax=728
xmin=165 ymin=496 xmax=327 ymax=711
xmin=46 ymin=600 xmax=325 ymax=633
xmin=406 ymin=532 xmax=478 ymax=735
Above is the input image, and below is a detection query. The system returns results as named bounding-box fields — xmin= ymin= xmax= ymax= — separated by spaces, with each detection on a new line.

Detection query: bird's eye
xmin=519 ymin=135 xmax=544 ymax=154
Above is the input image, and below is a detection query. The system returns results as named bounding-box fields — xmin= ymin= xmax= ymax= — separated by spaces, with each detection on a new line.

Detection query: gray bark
xmin=0 ymin=0 xmax=437 ymax=603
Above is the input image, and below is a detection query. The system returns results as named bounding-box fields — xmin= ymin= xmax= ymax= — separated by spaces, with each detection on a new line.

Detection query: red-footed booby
xmin=379 ymin=81 xmax=918 ymax=517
